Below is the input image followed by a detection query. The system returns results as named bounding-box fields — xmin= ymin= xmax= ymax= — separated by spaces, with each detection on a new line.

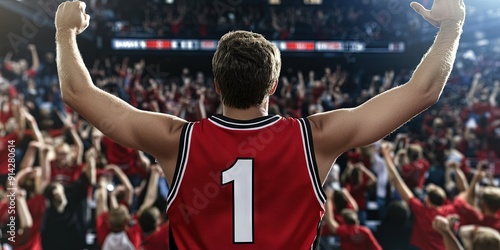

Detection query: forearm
xmin=409 ymin=21 xmax=462 ymax=103
xmin=69 ymin=127 xmax=84 ymax=165
xmin=466 ymin=173 xmax=481 ymax=205
xmin=16 ymin=196 xmax=33 ymax=229
xmin=454 ymin=168 xmax=469 ymax=193
xmin=56 ymin=31 xmax=96 ymax=105
xmin=442 ymin=231 xmax=464 ymax=250
xmin=30 ymin=47 xmax=40 ymax=71
xmin=19 ymin=144 xmax=38 ymax=170
xmin=95 ymin=187 xmax=108 ymax=216
xmin=383 ymin=152 xmax=414 ymax=201
xmin=342 ymin=188 xmax=359 ymax=211
xmin=324 ymin=199 xmax=339 ymax=234
xmin=142 ymin=170 xmax=159 ymax=208
xmin=360 ymin=166 xmax=377 ymax=184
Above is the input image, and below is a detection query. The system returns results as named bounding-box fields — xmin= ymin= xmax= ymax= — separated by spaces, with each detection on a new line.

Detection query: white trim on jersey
xmin=298 ymin=118 xmax=327 ymax=209
xmin=166 ymin=122 xmax=194 ymax=211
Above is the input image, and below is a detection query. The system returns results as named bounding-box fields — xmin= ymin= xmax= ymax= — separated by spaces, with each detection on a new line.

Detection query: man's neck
xmin=221 ymin=99 xmax=269 ymax=120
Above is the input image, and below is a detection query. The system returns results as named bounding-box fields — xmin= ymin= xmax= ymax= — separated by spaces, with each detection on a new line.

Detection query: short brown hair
xmin=426 ymin=184 xmax=446 ymax=206
xmin=482 ymin=187 xmax=500 ymax=212
xmin=341 ymin=209 xmax=358 ymax=225
xmin=212 ymin=31 xmax=281 ymax=109
xmin=473 ymin=227 xmax=500 ymax=250
xmin=109 ymin=205 xmax=130 ymax=232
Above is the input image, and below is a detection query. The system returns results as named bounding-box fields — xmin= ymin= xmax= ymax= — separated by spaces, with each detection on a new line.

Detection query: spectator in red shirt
xmin=325 ymin=206 xmax=382 ymax=250
xmin=383 ymin=143 xmax=456 ymax=250
xmin=135 ymin=165 xmax=169 ymax=250
xmin=9 ymin=167 xmax=47 ymax=250
xmin=139 ymin=207 xmax=170 ymax=250
xmin=95 ymin=176 xmax=141 ymax=249
xmin=433 ymin=215 xmax=500 ymax=250
xmin=452 ymin=165 xmax=500 ymax=232
xmin=341 ymin=161 xmax=377 ymax=225
xmin=49 ymin=112 xmax=84 ymax=185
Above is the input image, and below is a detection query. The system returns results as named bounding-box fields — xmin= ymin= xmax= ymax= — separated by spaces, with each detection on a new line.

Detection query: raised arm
xmin=54 ymin=1 xmax=185 ymax=183
xmin=323 ymin=188 xmax=339 ymax=235
xmin=105 ymin=164 xmax=133 ymax=206
xmin=27 ymin=44 xmax=40 ymax=72
xmin=433 ymin=216 xmax=464 ymax=250
xmin=490 ymin=80 xmax=499 ymax=107
xmin=58 ymin=111 xmax=84 ymax=165
xmin=138 ymin=165 xmax=162 ymax=215
xmin=382 ymin=144 xmax=414 ymax=202
xmin=308 ymin=0 xmax=465 ymax=181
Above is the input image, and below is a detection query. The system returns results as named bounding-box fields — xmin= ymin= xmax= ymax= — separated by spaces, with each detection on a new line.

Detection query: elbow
xmin=61 ymin=90 xmax=78 ymax=107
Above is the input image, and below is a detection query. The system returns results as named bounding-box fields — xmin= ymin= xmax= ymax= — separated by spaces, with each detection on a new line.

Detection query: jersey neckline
xmin=208 ymin=114 xmax=281 ymax=129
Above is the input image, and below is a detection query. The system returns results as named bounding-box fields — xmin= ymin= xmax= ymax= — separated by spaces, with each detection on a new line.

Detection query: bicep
xmin=310 ymin=84 xmax=433 ymax=163
xmin=66 ymin=86 xmax=185 ymax=160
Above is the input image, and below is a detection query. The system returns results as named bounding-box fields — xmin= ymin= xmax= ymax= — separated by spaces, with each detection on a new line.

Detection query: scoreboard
xmin=111 ymin=39 xmax=405 ymax=53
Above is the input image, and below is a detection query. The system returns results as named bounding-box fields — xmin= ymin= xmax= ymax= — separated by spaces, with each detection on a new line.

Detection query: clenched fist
xmin=55 ymin=1 xmax=90 ymax=35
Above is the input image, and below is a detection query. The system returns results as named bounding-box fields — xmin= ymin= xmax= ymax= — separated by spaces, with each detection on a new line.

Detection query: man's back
xmin=166 ymin=115 xmax=325 ymax=249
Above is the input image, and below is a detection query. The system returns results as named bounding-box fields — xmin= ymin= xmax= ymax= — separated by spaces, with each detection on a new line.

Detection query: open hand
xmin=410 ymin=0 xmax=465 ymax=28
xmin=55 ymin=1 xmax=90 ymax=34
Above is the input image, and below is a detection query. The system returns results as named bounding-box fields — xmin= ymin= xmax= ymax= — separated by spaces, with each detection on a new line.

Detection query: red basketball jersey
xmin=166 ymin=115 xmax=326 ymax=249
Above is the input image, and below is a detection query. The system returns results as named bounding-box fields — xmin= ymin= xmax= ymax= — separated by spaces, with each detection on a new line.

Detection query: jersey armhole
xmin=166 ymin=122 xmax=194 ymax=211
xmin=299 ymin=118 xmax=327 ymax=207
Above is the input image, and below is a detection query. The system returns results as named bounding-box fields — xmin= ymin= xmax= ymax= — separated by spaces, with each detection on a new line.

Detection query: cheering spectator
xmin=382 ymin=143 xmax=456 ymax=250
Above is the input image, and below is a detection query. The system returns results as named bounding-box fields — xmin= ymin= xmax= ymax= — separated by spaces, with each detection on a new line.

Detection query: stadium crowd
xmin=0 ymin=38 xmax=500 ymax=250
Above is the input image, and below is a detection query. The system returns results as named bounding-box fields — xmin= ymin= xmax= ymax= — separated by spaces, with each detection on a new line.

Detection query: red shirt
xmin=11 ymin=195 xmax=46 ymax=250
xmin=453 ymin=198 xmax=482 ymax=226
xmin=321 ymin=203 xmax=355 ymax=236
xmin=415 ymin=159 xmax=431 ymax=189
xmin=336 ymin=225 xmax=382 ymax=250
xmin=50 ymin=162 xmax=84 ymax=185
xmin=167 ymin=116 xmax=325 ymax=249
xmin=408 ymin=197 xmax=456 ymax=250
xmin=96 ymin=212 xmax=142 ymax=249
xmin=141 ymin=222 xmax=170 ymax=250
xmin=102 ymin=137 xmax=143 ymax=177
xmin=345 ymin=174 xmax=370 ymax=210
xmin=479 ymin=215 xmax=500 ymax=231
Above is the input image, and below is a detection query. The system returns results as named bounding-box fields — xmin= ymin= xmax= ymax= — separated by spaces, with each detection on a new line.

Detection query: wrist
xmin=56 ymin=29 xmax=77 ymax=41
xmin=439 ymin=20 xmax=463 ymax=32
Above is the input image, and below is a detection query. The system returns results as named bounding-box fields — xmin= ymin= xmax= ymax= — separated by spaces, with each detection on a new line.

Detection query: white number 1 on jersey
xmin=221 ymin=158 xmax=254 ymax=243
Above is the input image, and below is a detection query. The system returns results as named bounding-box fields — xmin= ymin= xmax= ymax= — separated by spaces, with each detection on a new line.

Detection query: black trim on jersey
xmin=311 ymin=220 xmax=322 ymax=250
xmin=169 ymin=224 xmax=178 ymax=250
xmin=299 ymin=118 xmax=327 ymax=204
xmin=209 ymin=114 xmax=280 ymax=129
xmin=166 ymin=122 xmax=193 ymax=206
xmin=220 ymin=158 xmax=255 ymax=244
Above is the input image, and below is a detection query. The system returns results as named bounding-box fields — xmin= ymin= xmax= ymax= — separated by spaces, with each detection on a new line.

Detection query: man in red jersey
xmin=382 ymin=144 xmax=456 ymax=250
xmin=55 ymin=0 xmax=465 ymax=248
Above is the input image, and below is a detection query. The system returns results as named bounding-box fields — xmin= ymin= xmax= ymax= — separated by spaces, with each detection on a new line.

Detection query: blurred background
xmin=1 ymin=0 xmax=500 ymax=249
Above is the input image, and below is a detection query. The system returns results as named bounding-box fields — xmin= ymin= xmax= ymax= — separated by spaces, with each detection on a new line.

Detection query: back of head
xmin=109 ymin=205 xmax=130 ymax=232
xmin=382 ymin=201 xmax=410 ymax=227
xmin=139 ymin=207 xmax=161 ymax=234
xmin=407 ymin=144 xmax=423 ymax=162
xmin=426 ymin=184 xmax=446 ymax=206
xmin=212 ymin=30 xmax=281 ymax=109
xmin=341 ymin=209 xmax=359 ymax=225
xmin=43 ymin=181 xmax=64 ymax=207
xmin=333 ymin=189 xmax=348 ymax=210
xmin=472 ymin=227 xmax=500 ymax=250
xmin=481 ymin=187 xmax=500 ymax=213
